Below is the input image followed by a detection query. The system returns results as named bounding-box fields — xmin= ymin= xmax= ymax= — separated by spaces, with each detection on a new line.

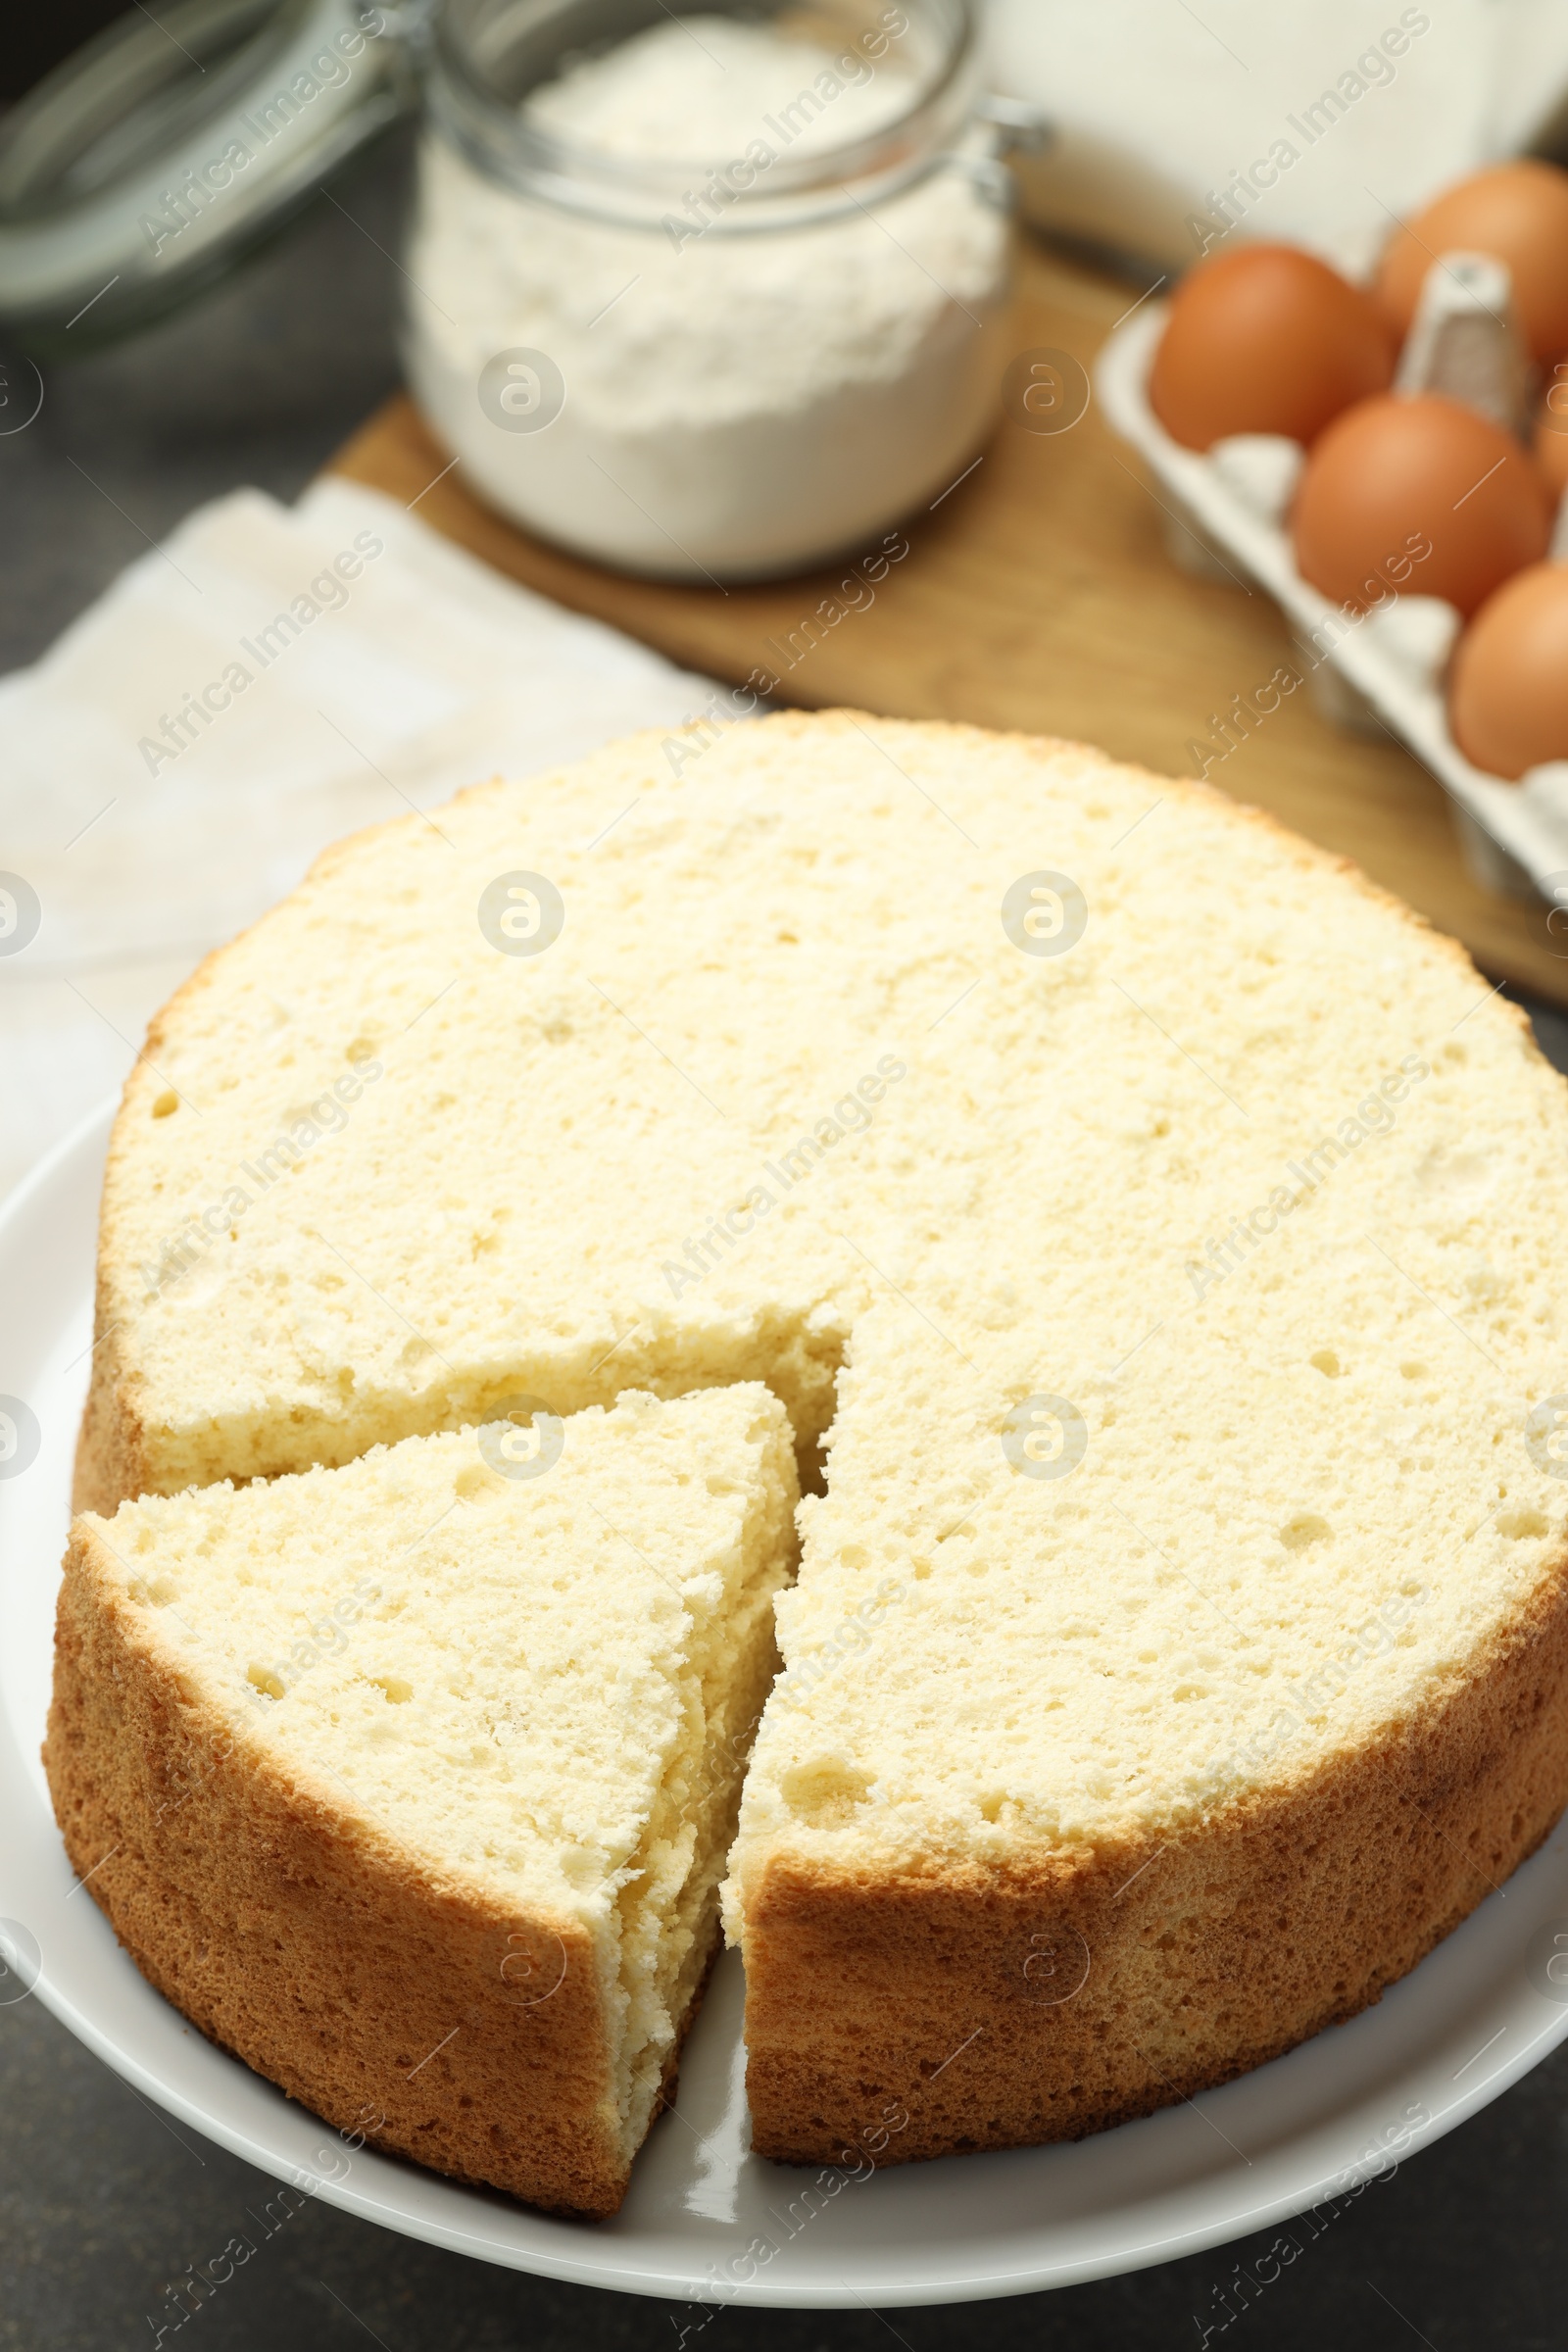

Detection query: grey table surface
xmin=4 ymin=132 xmax=1568 ymax=2352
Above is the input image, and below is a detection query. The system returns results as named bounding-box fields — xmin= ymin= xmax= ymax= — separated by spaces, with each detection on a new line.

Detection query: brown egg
xmin=1533 ymin=363 xmax=1568 ymax=497
xmin=1449 ymin=564 xmax=1568 ymax=777
xmin=1292 ymin=393 xmax=1552 ymax=616
xmin=1377 ymin=161 xmax=1568 ymax=365
xmin=1150 ymin=243 xmax=1396 ymax=451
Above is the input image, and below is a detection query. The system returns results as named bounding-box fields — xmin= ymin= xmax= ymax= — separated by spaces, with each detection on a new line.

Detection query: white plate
xmin=7 ymin=1103 xmax=1568 ymax=2308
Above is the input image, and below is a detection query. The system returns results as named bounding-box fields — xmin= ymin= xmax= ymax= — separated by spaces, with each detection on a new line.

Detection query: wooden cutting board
xmin=331 ymin=238 xmax=1568 ymax=1007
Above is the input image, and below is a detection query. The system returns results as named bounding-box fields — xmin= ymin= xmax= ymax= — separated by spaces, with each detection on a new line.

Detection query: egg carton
xmin=1095 ymin=256 xmax=1568 ymax=908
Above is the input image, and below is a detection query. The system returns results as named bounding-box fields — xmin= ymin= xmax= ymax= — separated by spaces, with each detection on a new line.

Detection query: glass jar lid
xmin=0 ymin=0 xmax=417 ymax=352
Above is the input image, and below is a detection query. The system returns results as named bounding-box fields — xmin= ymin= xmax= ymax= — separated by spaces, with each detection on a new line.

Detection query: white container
xmin=403 ymin=0 xmax=1014 ymax=582
xmin=1096 ymin=273 xmax=1568 ymax=906
xmin=982 ymin=0 xmax=1568 ymax=281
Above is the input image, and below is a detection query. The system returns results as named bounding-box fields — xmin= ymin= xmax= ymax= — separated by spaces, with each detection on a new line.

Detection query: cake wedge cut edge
xmin=44 ymin=1385 xmax=798 ymax=2218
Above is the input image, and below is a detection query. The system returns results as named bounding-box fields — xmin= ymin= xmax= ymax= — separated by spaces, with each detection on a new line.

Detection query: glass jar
xmin=0 ymin=0 xmax=1027 ymax=584
xmin=0 ymin=0 xmax=414 ymax=354
xmin=404 ymin=0 xmax=1015 ymax=580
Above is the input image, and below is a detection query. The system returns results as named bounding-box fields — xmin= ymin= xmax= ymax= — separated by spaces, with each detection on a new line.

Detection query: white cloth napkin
xmin=0 ymin=477 xmax=716 ymax=1203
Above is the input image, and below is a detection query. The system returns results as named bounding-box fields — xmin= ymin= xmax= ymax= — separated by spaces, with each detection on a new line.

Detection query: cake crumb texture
xmin=46 ymin=1386 xmax=797 ymax=2215
xmin=69 ymin=710 xmax=1568 ymax=2172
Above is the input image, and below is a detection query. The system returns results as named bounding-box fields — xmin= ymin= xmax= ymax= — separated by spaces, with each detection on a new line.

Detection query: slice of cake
xmin=45 ymin=1385 xmax=797 ymax=2216
xmin=67 ymin=710 xmax=1568 ymax=2176
xmin=723 ymin=1329 xmax=1568 ymax=2163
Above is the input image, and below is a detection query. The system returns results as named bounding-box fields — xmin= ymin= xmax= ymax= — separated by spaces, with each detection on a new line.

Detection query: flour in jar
xmin=404 ymin=12 xmax=1011 ymax=579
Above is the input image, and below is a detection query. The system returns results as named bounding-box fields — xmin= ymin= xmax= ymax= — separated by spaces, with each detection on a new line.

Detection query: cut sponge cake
xmin=68 ymin=710 xmax=1568 ymax=2176
xmin=45 ymin=1385 xmax=798 ymax=2216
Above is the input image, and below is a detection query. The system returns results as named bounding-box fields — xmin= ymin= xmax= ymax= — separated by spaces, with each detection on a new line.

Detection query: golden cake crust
xmin=741 ymin=1557 xmax=1568 ymax=2166
xmin=60 ymin=710 xmax=1568 ymax=2191
xmin=45 ymin=1518 xmax=641 ymax=2218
